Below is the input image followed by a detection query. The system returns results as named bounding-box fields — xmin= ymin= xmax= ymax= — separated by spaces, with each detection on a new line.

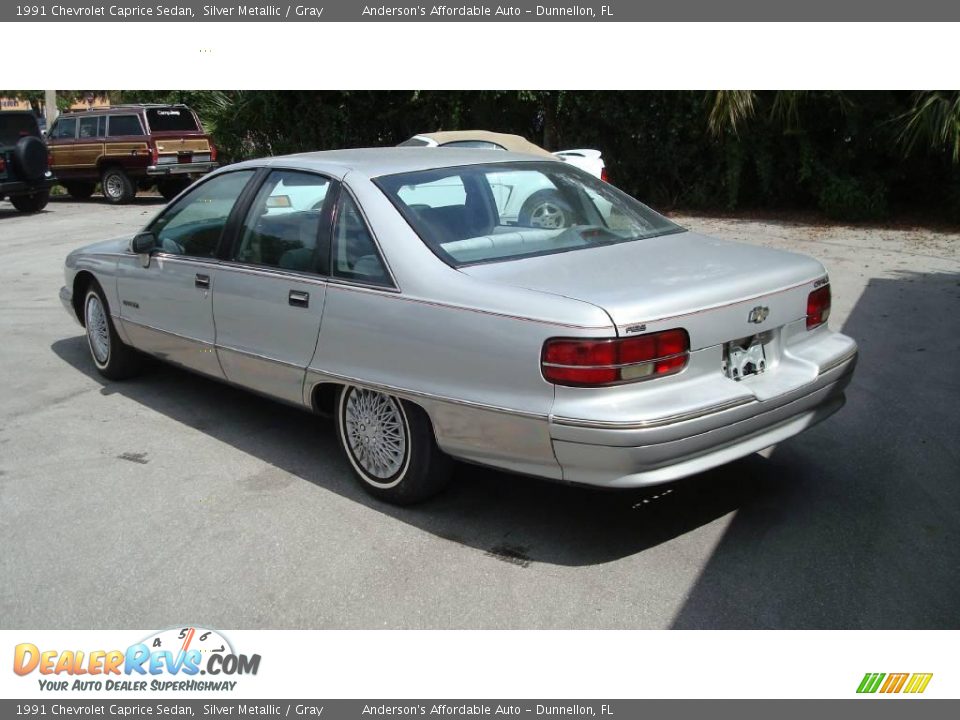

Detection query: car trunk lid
xmin=459 ymin=230 xmax=826 ymax=349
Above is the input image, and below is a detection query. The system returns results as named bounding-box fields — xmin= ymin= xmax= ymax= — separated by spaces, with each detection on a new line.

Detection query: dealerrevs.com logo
xmin=13 ymin=627 xmax=261 ymax=692
xmin=857 ymin=673 xmax=933 ymax=694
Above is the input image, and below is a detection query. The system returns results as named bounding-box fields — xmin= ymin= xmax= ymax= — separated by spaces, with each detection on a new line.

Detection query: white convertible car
xmin=61 ymin=148 xmax=857 ymax=504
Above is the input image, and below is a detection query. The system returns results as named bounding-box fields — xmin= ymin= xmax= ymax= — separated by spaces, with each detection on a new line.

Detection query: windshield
xmin=146 ymin=107 xmax=200 ymax=132
xmin=375 ymin=161 xmax=682 ymax=266
xmin=0 ymin=113 xmax=39 ymax=145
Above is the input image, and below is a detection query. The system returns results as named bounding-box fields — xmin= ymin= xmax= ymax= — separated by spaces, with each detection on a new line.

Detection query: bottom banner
xmin=2 ymin=700 xmax=957 ymax=719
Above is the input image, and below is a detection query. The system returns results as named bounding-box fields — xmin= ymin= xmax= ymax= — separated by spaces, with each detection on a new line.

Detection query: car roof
xmin=415 ymin=130 xmax=555 ymax=158
xmin=231 ymin=147 xmax=561 ymax=180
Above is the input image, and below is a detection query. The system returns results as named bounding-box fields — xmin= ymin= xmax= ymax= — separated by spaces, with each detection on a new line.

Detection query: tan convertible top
xmin=416 ymin=130 xmax=555 ymax=158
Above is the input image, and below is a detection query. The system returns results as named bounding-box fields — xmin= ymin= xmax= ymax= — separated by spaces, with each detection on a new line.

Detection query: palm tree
xmin=896 ymin=91 xmax=960 ymax=164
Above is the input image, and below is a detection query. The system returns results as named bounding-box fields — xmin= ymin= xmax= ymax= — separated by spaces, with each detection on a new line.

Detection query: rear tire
xmin=158 ymin=179 xmax=190 ymax=201
xmin=63 ymin=182 xmax=95 ymax=200
xmin=100 ymin=167 xmax=135 ymax=204
xmin=10 ymin=190 xmax=50 ymax=213
xmin=83 ymin=281 xmax=142 ymax=380
xmin=336 ymin=385 xmax=452 ymax=505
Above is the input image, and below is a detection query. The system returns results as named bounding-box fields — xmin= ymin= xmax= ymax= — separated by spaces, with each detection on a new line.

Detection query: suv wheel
xmin=63 ymin=182 xmax=96 ymax=200
xmin=101 ymin=167 xmax=135 ymax=204
xmin=158 ymin=179 xmax=190 ymax=201
xmin=11 ymin=191 xmax=50 ymax=213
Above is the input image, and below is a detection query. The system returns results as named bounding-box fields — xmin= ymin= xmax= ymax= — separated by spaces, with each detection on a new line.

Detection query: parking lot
xmin=1 ymin=196 xmax=958 ymax=629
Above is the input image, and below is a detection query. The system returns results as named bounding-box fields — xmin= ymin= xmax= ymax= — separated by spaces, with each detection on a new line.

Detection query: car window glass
xmin=377 ymin=162 xmax=682 ymax=266
xmin=150 ymin=170 xmax=255 ymax=258
xmin=332 ymin=193 xmax=391 ymax=286
xmin=235 ymin=170 xmax=331 ymax=272
xmin=78 ymin=117 xmax=103 ymax=139
xmin=108 ymin=115 xmax=144 ymax=137
xmin=50 ymin=118 xmax=76 ymax=140
xmin=146 ymin=108 xmax=200 ymax=132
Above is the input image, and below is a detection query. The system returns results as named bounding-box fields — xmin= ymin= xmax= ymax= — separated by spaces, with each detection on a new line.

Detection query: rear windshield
xmin=0 ymin=113 xmax=39 ymax=144
xmin=146 ymin=107 xmax=200 ymax=132
xmin=375 ymin=161 xmax=682 ymax=266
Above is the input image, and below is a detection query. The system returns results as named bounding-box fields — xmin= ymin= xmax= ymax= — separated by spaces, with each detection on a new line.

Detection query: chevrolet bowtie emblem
xmin=747 ymin=306 xmax=770 ymax=324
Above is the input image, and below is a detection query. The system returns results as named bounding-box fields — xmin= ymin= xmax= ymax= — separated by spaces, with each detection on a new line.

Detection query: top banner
xmin=6 ymin=0 xmax=960 ymax=22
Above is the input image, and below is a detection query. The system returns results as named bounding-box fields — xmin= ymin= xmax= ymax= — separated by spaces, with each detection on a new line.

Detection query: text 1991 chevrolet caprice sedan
xmin=61 ymin=148 xmax=857 ymax=504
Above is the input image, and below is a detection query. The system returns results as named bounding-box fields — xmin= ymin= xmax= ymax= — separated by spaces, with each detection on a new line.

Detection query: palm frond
xmin=896 ymin=91 xmax=960 ymax=164
xmin=707 ymin=91 xmax=757 ymax=137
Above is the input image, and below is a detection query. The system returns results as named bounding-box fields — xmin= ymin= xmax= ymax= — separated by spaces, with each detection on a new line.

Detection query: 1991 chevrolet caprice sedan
xmin=61 ymin=148 xmax=858 ymax=504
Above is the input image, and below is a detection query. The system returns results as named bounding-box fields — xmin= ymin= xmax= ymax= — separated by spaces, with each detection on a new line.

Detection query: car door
xmin=211 ymin=169 xmax=336 ymax=405
xmin=74 ymin=116 xmax=105 ymax=169
xmin=114 ymin=169 xmax=257 ymax=378
xmin=46 ymin=116 xmax=78 ymax=177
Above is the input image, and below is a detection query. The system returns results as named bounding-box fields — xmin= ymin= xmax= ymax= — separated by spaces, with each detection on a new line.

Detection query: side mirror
xmin=131 ymin=231 xmax=157 ymax=267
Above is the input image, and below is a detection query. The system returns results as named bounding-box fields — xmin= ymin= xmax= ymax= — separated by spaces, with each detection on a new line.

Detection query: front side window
xmin=149 ymin=170 xmax=255 ymax=258
xmin=78 ymin=116 xmax=103 ymax=139
xmin=375 ymin=161 xmax=683 ymax=266
xmin=332 ymin=193 xmax=391 ymax=286
xmin=234 ymin=170 xmax=332 ymax=272
xmin=50 ymin=118 xmax=77 ymax=140
xmin=107 ymin=115 xmax=144 ymax=137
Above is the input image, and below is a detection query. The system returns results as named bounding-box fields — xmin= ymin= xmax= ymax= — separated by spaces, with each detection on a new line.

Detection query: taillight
xmin=0 ymin=156 xmax=6 ymax=174
xmin=600 ymin=166 xmax=609 ymax=183
xmin=542 ymin=329 xmax=689 ymax=387
xmin=209 ymin=144 xmax=218 ymax=162
xmin=806 ymin=285 xmax=831 ymax=330
xmin=150 ymin=144 xmax=159 ymax=166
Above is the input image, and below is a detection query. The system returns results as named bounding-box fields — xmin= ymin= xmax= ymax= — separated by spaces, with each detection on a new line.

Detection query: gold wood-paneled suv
xmin=46 ymin=104 xmax=218 ymax=204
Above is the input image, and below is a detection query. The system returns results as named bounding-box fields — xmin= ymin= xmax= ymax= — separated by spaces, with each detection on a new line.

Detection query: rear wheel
xmin=100 ymin=167 xmax=136 ymax=204
xmin=10 ymin=190 xmax=50 ymax=213
xmin=83 ymin=281 xmax=141 ymax=380
xmin=157 ymin=179 xmax=190 ymax=201
xmin=63 ymin=182 xmax=95 ymax=200
xmin=336 ymin=386 xmax=452 ymax=505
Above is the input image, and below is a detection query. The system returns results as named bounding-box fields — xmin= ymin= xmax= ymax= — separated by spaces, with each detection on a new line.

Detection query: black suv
xmin=0 ymin=111 xmax=54 ymax=213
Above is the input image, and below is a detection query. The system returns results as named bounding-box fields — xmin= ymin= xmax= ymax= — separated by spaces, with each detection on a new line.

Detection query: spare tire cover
xmin=13 ymin=136 xmax=48 ymax=181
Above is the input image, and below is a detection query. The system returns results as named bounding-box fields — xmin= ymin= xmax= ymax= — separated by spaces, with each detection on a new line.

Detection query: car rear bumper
xmin=550 ymin=344 xmax=857 ymax=488
xmin=1 ymin=177 xmax=55 ymax=196
xmin=146 ymin=162 xmax=218 ymax=176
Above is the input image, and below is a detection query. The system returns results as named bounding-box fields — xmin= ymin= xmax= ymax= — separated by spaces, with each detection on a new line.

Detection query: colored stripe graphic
xmin=880 ymin=673 xmax=909 ymax=693
xmin=903 ymin=673 xmax=933 ymax=694
xmin=857 ymin=673 xmax=885 ymax=693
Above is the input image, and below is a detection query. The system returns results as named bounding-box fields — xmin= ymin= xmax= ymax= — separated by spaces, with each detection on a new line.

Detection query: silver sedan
xmin=60 ymin=148 xmax=858 ymax=504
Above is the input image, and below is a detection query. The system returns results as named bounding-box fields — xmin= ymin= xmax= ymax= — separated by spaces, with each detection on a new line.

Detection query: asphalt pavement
xmin=1 ymin=195 xmax=958 ymax=629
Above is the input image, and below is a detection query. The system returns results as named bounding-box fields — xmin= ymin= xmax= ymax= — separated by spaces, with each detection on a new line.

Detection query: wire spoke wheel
xmin=85 ymin=293 xmax=111 ymax=366
xmin=342 ymin=388 xmax=409 ymax=486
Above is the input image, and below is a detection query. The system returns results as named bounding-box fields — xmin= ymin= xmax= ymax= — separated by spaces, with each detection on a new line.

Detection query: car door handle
xmin=288 ymin=290 xmax=310 ymax=308
xmin=195 ymin=274 xmax=210 ymax=289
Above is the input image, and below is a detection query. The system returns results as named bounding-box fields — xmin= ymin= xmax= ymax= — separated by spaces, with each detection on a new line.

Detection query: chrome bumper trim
xmin=551 ymin=396 xmax=754 ymax=431
xmin=146 ymin=162 xmax=218 ymax=176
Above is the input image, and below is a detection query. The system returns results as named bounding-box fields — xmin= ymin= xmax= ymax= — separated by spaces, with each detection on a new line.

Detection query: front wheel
xmin=83 ymin=283 xmax=142 ymax=380
xmin=336 ymin=386 xmax=452 ymax=505
xmin=10 ymin=190 xmax=50 ymax=213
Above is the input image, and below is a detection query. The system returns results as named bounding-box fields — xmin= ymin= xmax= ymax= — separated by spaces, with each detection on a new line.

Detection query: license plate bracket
xmin=723 ymin=335 xmax=767 ymax=381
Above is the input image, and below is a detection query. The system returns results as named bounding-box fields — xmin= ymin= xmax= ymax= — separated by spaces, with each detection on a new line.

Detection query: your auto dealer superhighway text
xmin=38 ymin=5 xmax=323 ymax=18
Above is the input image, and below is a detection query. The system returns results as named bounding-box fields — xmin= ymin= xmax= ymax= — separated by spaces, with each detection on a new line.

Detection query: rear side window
xmin=235 ymin=170 xmax=333 ymax=273
xmin=0 ymin=113 xmax=39 ymax=144
xmin=332 ymin=193 xmax=391 ymax=286
xmin=107 ymin=115 xmax=144 ymax=137
xmin=398 ymin=137 xmax=430 ymax=147
xmin=78 ymin=116 xmax=104 ymax=139
xmin=441 ymin=140 xmax=506 ymax=150
xmin=49 ymin=118 xmax=77 ymax=140
xmin=146 ymin=107 xmax=200 ymax=132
